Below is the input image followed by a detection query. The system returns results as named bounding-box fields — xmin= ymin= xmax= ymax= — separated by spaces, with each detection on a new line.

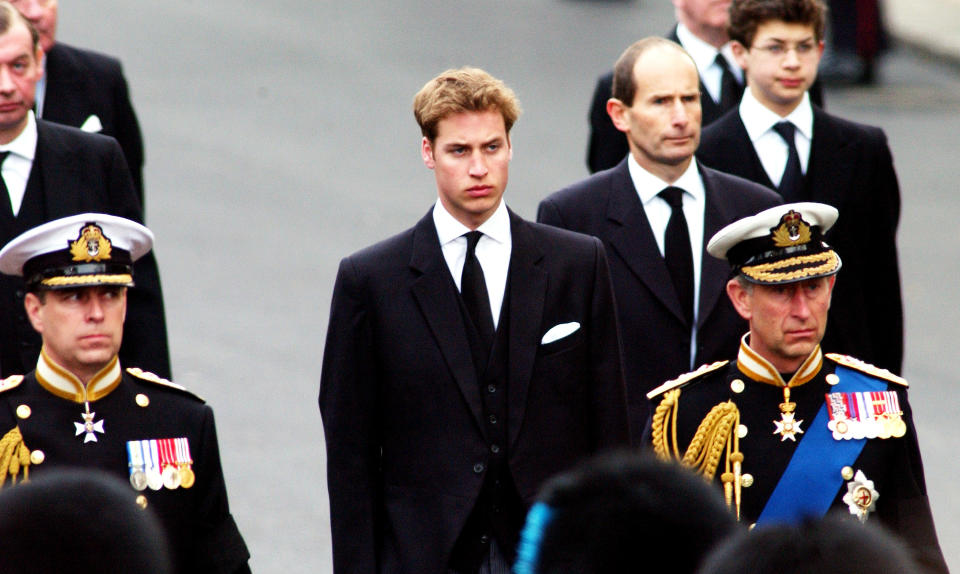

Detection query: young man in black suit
xmin=539 ymin=38 xmax=781 ymax=440
xmin=696 ymin=0 xmax=903 ymax=374
xmin=319 ymin=67 xmax=630 ymax=574
xmin=0 ymin=3 xmax=169 ymax=379
xmin=11 ymin=0 xmax=145 ymax=202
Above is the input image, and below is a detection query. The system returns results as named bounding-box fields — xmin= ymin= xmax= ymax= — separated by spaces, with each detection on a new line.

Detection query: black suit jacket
xmin=319 ymin=208 xmax=629 ymax=574
xmin=696 ymin=107 xmax=903 ymax=374
xmin=586 ymin=27 xmax=825 ymax=173
xmin=0 ymin=120 xmax=170 ymax=379
xmin=538 ymin=160 xmax=781 ymax=437
xmin=42 ymin=43 xmax=145 ymax=203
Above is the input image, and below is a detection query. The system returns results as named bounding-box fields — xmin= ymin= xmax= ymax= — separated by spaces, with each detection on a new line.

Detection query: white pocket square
xmin=541 ymin=322 xmax=580 ymax=345
xmin=80 ymin=115 xmax=103 ymax=133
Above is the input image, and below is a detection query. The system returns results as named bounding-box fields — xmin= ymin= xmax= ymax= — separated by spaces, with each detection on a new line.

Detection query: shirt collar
xmin=676 ymin=23 xmax=723 ymax=72
xmin=736 ymin=332 xmax=822 ymax=388
xmin=0 ymin=111 xmax=38 ymax=161
xmin=740 ymin=89 xmax=813 ymax=142
xmin=35 ymin=347 xmax=123 ymax=403
xmin=628 ymin=154 xmax=704 ymax=205
xmin=432 ymin=198 xmax=511 ymax=247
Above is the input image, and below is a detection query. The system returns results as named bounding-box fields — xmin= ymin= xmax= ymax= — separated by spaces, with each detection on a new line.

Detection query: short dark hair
xmin=697 ymin=514 xmax=922 ymax=574
xmin=0 ymin=469 xmax=173 ymax=573
xmin=728 ymin=0 xmax=827 ymax=48
xmin=611 ymin=37 xmax=691 ymax=106
xmin=515 ymin=451 xmax=740 ymax=574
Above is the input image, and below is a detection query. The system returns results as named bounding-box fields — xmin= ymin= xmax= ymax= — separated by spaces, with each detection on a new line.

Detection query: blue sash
xmin=756 ymin=365 xmax=886 ymax=525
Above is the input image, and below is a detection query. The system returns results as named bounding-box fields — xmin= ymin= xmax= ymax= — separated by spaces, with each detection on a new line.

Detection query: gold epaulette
xmin=825 ymin=353 xmax=908 ymax=387
xmin=0 ymin=375 xmax=24 ymax=393
xmin=646 ymin=360 xmax=729 ymax=400
xmin=126 ymin=368 xmax=205 ymax=401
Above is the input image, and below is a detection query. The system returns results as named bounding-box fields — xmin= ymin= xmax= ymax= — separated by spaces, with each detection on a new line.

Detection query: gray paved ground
xmin=59 ymin=1 xmax=957 ymax=572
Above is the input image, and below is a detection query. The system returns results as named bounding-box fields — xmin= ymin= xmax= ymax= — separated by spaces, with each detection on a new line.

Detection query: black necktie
xmin=0 ymin=151 xmax=12 ymax=218
xmin=772 ymin=121 xmax=803 ymax=201
xmin=659 ymin=187 xmax=694 ymax=327
xmin=715 ymin=54 xmax=743 ymax=111
xmin=461 ymin=231 xmax=495 ymax=349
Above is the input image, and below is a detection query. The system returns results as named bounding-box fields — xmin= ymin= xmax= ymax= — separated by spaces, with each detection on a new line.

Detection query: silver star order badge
xmin=843 ymin=470 xmax=879 ymax=523
xmin=75 ymin=410 xmax=105 ymax=443
xmin=773 ymin=411 xmax=804 ymax=442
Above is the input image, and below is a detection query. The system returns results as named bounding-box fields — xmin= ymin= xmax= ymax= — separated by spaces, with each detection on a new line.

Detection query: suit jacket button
xmin=473 ymin=463 xmax=485 ymax=474
xmin=480 ymin=535 xmax=490 ymax=545
xmin=490 ymin=444 xmax=500 ymax=454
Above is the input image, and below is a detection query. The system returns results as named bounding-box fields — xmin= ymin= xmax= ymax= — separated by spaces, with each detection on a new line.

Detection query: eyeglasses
xmin=750 ymin=41 xmax=818 ymax=58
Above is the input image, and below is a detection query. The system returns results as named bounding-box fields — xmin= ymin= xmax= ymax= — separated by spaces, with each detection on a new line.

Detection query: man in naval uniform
xmin=644 ymin=203 xmax=948 ymax=574
xmin=0 ymin=213 xmax=249 ymax=574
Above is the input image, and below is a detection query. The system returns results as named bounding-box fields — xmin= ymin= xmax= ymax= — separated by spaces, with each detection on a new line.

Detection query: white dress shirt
xmin=738 ymin=89 xmax=814 ymax=187
xmin=627 ymin=156 xmax=705 ymax=368
xmin=676 ymin=23 xmax=743 ymax=105
xmin=0 ymin=111 xmax=38 ymax=216
xmin=433 ymin=199 xmax=512 ymax=328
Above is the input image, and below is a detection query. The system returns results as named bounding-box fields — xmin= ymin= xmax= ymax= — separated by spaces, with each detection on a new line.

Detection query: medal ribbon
xmin=159 ymin=438 xmax=175 ymax=471
xmin=756 ymin=365 xmax=886 ymax=526
xmin=127 ymin=440 xmax=145 ymax=476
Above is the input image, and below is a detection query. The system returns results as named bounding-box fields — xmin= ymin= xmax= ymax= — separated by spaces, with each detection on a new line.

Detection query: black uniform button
xmin=490 ymin=444 xmax=500 ymax=454
xmin=480 ymin=535 xmax=490 ymax=545
xmin=488 ymin=415 xmax=497 ymax=424
xmin=487 ymin=384 xmax=497 ymax=394
xmin=473 ymin=463 xmax=485 ymax=474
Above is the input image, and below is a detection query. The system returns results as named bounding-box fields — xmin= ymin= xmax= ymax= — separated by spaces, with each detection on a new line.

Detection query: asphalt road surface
xmin=58 ymin=1 xmax=959 ymax=572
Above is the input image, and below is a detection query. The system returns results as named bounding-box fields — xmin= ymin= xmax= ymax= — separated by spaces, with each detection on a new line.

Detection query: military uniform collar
xmin=35 ymin=349 xmax=123 ymax=403
xmin=737 ymin=333 xmax=822 ymax=388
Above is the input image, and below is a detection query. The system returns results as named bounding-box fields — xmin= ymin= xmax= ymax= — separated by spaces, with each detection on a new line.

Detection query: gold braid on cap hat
xmin=652 ymin=390 xmax=744 ymax=519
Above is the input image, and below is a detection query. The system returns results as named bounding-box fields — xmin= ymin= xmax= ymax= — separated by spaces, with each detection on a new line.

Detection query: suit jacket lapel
xmin=505 ymin=211 xmax=547 ymax=449
xmin=729 ymin=115 xmax=777 ymax=189
xmin=33 ymin=121 xmax=81 ymax=219
xmin=408 ymin=211 xmax=486 ymax=431
xmin=605 ymin=161 xmax=688 ymax=325
xmin=698 ymin=166 xmax=734 ymax=327
xmin=807 ymin=109 xmax=854 ymax=207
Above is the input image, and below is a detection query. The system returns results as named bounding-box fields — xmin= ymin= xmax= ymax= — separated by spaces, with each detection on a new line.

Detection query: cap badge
xmin=69 ymin=223 xmax=113 ymax=263
xmin=771 ymin=210 xmax=812 ymax=247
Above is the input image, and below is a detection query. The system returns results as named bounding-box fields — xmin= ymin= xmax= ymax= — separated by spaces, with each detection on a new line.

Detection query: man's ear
xmin=606 ymin=98 xmax=631 ymax=134
xmin=421 ymin=137 xmax=436 ymax=169
xmin=24 ymin=292 xmax=44 ymax=334
xmin=731 ymin=41 xmax=749 ymax=72
xmin=726 ymin=278 xmax=753 ymax=321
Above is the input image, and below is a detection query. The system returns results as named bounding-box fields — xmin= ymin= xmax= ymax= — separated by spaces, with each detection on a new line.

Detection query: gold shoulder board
xmin=0 ymin=375 xmax=23 ymax=393
xmin=647 ymin=360 xmax=730 ymax=399
xmin=825 ymin=353 xmax=908 ymax=387
xmin=126 ymin=368 xmax=205 ymax=401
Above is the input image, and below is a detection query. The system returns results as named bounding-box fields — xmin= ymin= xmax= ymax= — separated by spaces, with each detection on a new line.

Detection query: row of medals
xmin=131 ymin=462 xmax=195 ymax=491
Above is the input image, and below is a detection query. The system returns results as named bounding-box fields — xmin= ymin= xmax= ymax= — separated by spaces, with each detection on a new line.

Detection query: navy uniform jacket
xmin=319 ymin=208 xmax=630 ymax=574
xmin=644 ymin=351 xmax=947 ymax=574
xmin=697 ymin=107 xmax=903 ymax=374
xmin=42 ymin=43 xmax=145 ymax=203
xmin=0 ymin=366 xmax=249 ymax=574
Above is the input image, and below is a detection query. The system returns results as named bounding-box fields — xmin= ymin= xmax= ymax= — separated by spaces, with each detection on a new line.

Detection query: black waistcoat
xmin=449 ymin=280 xmax=525 ymax=573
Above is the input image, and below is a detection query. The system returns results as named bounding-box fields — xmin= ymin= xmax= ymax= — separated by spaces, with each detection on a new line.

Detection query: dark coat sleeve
xmin=319 ymin=255 xmax=381 ymax=574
